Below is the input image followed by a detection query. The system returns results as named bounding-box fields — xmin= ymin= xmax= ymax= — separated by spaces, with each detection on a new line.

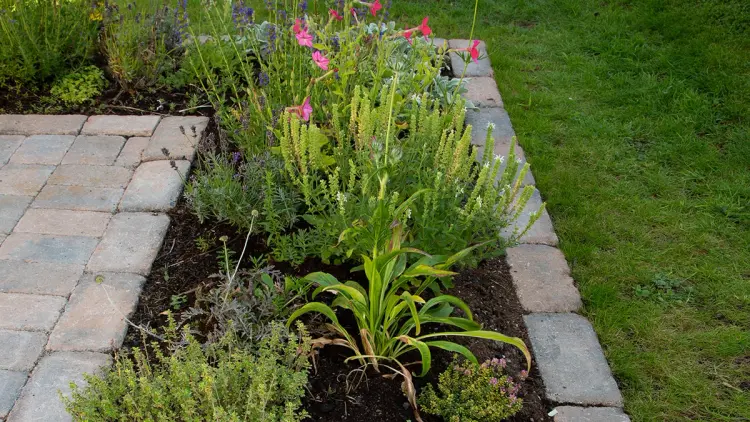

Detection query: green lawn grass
xmin=385 ymin=0 xmax=750 ymax=421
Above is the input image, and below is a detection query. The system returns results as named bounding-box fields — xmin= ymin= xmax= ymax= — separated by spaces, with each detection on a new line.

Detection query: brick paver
xmin=9 ymin=135 xmax=75 ymax=165
xmin=0 ymin=261 xmax=83 ymax=296
xmin=0 ymin=330 xmax=47 ymax=371
xmin=553 ymin=406 xmax=631 ymax=422
xmin=0 ymin=115 xmax=196 ymax=419
xmin=7 ymin=352 xmax=111 ymax=422
xmin=61 ymin=135 xmax=126 ymax=165
xmin=81 ymin=115 xmax=161 ymax=137
xmin=507 ymin=245 xmax=582 ymax=312
xmin=48 ymin=273 xmax=145 ymax=352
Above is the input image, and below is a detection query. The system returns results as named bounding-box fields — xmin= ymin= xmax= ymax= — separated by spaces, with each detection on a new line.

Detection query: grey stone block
xmin=0 ymin=136 xmax=24 ymax=166
xmin=61 ymin=135 xmax=126 ymax=165
xmin=115 ymin=136 xmax=149 ymax=168
xmin=501 ymin=189 xmax=558 ymax=246
xmin=553 ymin=406 xmax=631 ymax=422
xmin=506 ymin=245 xmax=582 ymax=312
xmin=0 ymin=330 xmax=47 ymax=371
xmin=32 ymin=185 xmax=124 ymax=212
xmin=14 ymin=209 xmax=111 ymax=237
xmin=7 ymin=351 xmax=111 ymax=422
xmin=0 ymin=233 xmax=99 ymax=265
xmin=87 ymin=212 xmax=170 ymax=275
xmin=0 ymin=370 xmax=27 ymax=418
xmin=0 ymin=261 xmax=83 ymax=296
xmin=448 ymin=39 xmax=493 ymax=77
xmin=465 ymin=107 xmax=515 ymax=147
xmin=463 ymin=77 xmax=503 ymax=108
xmin=8 ymin=135 xmax=75 ymax=165
xmin=0 ymin=293 xmax=66 ymax=331
xmin=0 ymin=115 xmax=87 ymax=136
xmin=48 ymin=165 xmax=132 ymax=188
xmin=48 ymin=272 xmax=145 ymax=352
xmin=0 ymin=164 xmax=55 ymax=196
xmin=142 ymin=116 xmax=209 ymax=161
xmin=119 ymin=160 xmax=190 ymax=212
xmin=81 ymin=115 xmax=161 ymax=137
xmin=0 ymin=195 xmax=32 ymax=234
xmin=524 ymin=313 xmax=623 ymax=406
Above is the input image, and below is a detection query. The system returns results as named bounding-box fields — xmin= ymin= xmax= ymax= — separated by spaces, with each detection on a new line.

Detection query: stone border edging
xmin=449 ymin=39 xmax=631 ymax=421
xmin=0 ymin=114 xmax=207 ymax=421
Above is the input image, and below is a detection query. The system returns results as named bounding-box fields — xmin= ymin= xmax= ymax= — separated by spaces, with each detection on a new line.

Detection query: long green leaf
xmin=399 ymin=336 xmax=432 ymax=377
xmin=417 ymin=330 xmax=531 ymax=371
xmin=287 ymin=302 xmax=340 ymax=327
xmin=403 ymin=264 xmax=457 ymax=279
xmin=305 ymin=272 xmax=340 ymax=287
xmin=421 ymin=294 xmax=474 ymax=321
xmin=321 ymin=284 xmax=367 ymax=306
xmin=425 ymin=340 xmax=478 ymax=365
xmin=401 ymin=292 xmax=422 ymax=335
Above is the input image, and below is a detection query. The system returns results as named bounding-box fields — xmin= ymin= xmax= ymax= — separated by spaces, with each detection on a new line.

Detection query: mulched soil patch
xmin=127 ymin=197 xmax=552 ymax=421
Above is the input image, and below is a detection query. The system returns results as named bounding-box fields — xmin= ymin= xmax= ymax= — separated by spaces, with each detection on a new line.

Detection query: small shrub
xmin=64 ymin=321 xmax=311 ymax=422
xmin=419 ymin=357 xmax=524 ymax=422
xmin=101 ymin=0 xmax=187 ymax=90
xmin=50 ymin=66 xmax=107 ymax=105
xmin=0 ymin=0 xmax=98 ymax=84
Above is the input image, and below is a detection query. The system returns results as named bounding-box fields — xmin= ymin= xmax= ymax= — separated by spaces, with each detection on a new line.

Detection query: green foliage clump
xmin=419 ymin=357 xmax=524 ymax=422
xmin=50 ymin=66 xmax=107 ymax=105
xmin=64 ymin=322 xmax=311 ymax=422
xmin=0 ymin=0 xmax=98 ymax=84
xmin=101 ymin=0 xmax=186 ymax=90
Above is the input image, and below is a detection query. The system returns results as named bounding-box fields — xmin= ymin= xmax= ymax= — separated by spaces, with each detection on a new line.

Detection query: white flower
xmin=476 ymin=195 xmax=483 ymax=208
xmin=405 ymin=208 xmax=412 ymax=220
xmin=494 ymin=154 xmax=505 ymax=163
xmin=486 ymin=122 xmax=496 ymax=130
xmin=483 ymin=162 xmax=490 ymax=168
xmin=336 ymin=191 xmax=346 ymax=204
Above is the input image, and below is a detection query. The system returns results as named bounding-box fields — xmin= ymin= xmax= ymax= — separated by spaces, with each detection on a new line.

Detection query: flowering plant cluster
xmin=418 ymin=356 xmax=525 ymax=422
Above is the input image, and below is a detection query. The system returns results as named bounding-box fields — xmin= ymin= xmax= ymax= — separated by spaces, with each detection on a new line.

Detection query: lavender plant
xmin=101 ymin=0 xmax=188 ymax=90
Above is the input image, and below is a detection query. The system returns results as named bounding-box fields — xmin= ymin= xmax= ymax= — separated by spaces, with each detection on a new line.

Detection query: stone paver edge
xmin=449 ymin=39 xmax=630 ymax=421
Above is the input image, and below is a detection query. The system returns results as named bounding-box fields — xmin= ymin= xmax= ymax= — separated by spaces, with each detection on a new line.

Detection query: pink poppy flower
xmin=369 ymin=0 xmax=382 ymax=16
xmin=296 ymin=27 xmax=313 ymax=47
xmin=418 ymin=17 xmax=431 ymax=38
xmin=288 ymin=97 xmax=313 ymax=121
xmin=312 ymin=51 xmax=329 ymax=70
xmin=292 ymin=18 xmax=302 ymax=34
xmin=329 ymin=9 xmax=343 ymax=21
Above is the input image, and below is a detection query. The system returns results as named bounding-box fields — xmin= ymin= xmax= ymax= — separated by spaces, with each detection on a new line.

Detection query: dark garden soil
xmin=126 ymin=197 xmax=552 ymax=422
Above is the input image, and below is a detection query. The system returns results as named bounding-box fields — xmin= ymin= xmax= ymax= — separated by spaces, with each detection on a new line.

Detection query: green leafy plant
xmin=0 ymin=0 xmax=98 ymax=84
xmin=64 ymin=320 xmax=311 ymax=422
xmin=419 ymin=356 xmax=524 ymax=422
xmin=49 ymin=66 xmax=107 ymax=105
xmin=100 ymin=0 xmax=187 ymax=90
xmin=287 ymin=225 xmax=530 ymax=417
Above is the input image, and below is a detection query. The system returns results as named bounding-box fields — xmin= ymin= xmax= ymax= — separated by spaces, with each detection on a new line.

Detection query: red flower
xmin=468 ymin=40 xmax=480 ymax=63
xmin=329 ymin=9 xmax=343 ymax=21
xmin=404 ymin=29 xmax=413 ymax=45
xmin=370 ymin=0 xmax=382 ymax=16
xmin=418 ymin=17 xmax=431 ymax=38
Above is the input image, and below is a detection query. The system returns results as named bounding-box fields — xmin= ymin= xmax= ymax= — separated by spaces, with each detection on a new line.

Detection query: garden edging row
xmin=0 ymin=114 xmax=207 ymax=421
xmin=448 ymin=39 xmax=631 ymax=422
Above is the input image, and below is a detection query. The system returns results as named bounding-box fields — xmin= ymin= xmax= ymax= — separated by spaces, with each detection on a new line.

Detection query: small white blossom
xmin=494 ymin=155 xmax=505 ymax=163
xmin=477 ymin=195 xmax=483 ymax=208
xmin=483 ymin=162 xmax=490 ymax=168
xmin=336 ymin=191 xmax=347 ymax=204
xmin=405 ymin=208 xmax=412 ymax=220
xmin=486 ymin=122 xmax=496 ymax=130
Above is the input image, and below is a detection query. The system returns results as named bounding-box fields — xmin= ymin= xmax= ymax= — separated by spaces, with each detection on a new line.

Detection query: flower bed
xmin=2 ymin=1 xmax=563 ymax=421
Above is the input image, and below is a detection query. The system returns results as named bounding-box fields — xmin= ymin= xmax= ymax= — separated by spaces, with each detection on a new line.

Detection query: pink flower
xmin=312 ymin=51 xmax=329 ymax=70
xmin=296 ymin=27 xmax=313 ymax=47
xmin=369 ymin=0 xmax=382 ymax=16
xmin=489 ymin=377 xmax=499 ymax=385
xmin=292 ymin=18 xmax=302 ymax=34
xmin=288 ymin=97 xmax=313 ymax=121
xmin=418 ymin=17 xmax=431 ymax=38
xmin=468 ymin=40 xmax=480 ymax=63
xmin=329 ymin=9 xmax=343 ymax=21
xmin=520 ymin=369 xmax=528 ymax=380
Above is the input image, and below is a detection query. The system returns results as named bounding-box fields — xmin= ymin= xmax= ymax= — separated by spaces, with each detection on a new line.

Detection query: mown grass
xmin=384 ymin=0 xmax=750 ymax=421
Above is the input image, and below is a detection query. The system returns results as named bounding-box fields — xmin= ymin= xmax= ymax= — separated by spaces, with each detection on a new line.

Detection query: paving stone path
xmin=0 ymin=114 xmax=207 ymax=421
xmin=453 ymin=39 xmax=631 ymax=421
